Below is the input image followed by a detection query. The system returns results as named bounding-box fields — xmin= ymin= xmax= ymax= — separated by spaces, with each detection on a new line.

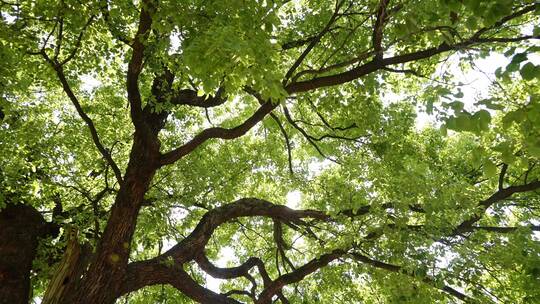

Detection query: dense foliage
xmin=1 ymin=0 xmax=540 ymax=303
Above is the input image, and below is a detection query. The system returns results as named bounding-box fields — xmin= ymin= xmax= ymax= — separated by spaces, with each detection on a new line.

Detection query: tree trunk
xmin=0 ymin=204 xmax=49 ymax=304
xmin=62 ymin=134 xmax=160 ymax=304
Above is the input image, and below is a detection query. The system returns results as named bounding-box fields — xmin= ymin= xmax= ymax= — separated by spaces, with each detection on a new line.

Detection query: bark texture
xmin=0 ymin=204 xmax=52 ymax=304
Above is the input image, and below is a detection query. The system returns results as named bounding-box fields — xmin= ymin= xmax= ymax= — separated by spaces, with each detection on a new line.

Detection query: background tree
xmin=1 ymin=0 xmax=540 ymax=303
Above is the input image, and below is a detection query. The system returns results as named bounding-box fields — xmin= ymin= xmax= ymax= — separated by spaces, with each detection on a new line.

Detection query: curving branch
xmin=27 ymin=11 xmax=122 ymax=183
xmin=159 ymin=101 xmax=278 ymax=166
xmin=281 ymin=104 xmax=337 ymax=162
xmin=121 ymin=262 xmax=241 ymax=303
xmin=119 ymin=185 xmax=540 ymax=302
xmin=471 ymin=4 xmax=538 ymax=40
xmin=273 ymin=220 xmax=295 ymax=272
xmin=161 ymin=198 xmax=329 ymax=263
xmin=284 ymin=100 xmax=364 ymax=143
xmin=120 ymin=198 xmax=405 ymax=301
xmin=157 ymin=4 xmax=539 ymax=170
xmin=195 ymin=253 xmax=270 ymax=300
xmin=121 ymin=198 xmax=331 ymax=297
xmin=256 ymin=249 xmax=345 ymax=304
xmin=305 ymin=97 xmax=358 ymax=132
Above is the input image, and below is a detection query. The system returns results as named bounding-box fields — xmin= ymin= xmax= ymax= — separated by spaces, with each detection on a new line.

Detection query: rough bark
xmin=63 ymin=133 xmax=160 ymax=304
xmin=0 ymin=204 xmax=54 ymax=304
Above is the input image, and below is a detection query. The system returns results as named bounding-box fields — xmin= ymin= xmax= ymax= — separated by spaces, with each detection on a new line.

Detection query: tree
xmin=1 ymin=0 xmax=540 ymax=303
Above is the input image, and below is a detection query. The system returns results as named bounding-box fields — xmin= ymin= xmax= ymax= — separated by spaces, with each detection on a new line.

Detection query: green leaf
xmin=511 ymin=53 xmax=528 ymax=64
xmin=446 ymin=116 xmax=457 ymax=130
xmin=495 ymin=67 xmax=503 ymax=78
xmin=449 ymin=101 xmax=464 ymax=112
xmin=455 ymin=114 xmax=472 ymax=131
xmin=465 ymin=16 xmax=478 ymax=28
xmin=464 ymin=0 xmax=481 ymax=12
xmin=504 ymin=47 xmax=516 ymax=57
xmin=440 ymin=125 xmax=447 ymax=136
xmin=473 ymin=109 xmax=491 ymax=131
xmin=527 ymin=145 xmax=540 ymax=158
xmin=483 ymin=159 xmax=498 ymax=177
xmin=471 ymin=147 xmax=483 ymax=167
xmin=520 ymin=62 xmax=540 ymax=81
xmin=506 ymin=61 xmax=520 ymax=73
xmin=477 ymin=98 xmax=504 ymax=110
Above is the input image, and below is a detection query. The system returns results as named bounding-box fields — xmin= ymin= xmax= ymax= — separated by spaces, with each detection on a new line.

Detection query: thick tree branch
xmin=139 ymin=69 xmax=175 ymax=135
xmin=158 ymin=4 xmax=539 ymax=170
xmin=122 ymin=198 xmax=330 ymax=295
xmin=122 ymin=199 xmax=400 ymax=300
xmin=121 ymin=262 xmax=241 ymax=303
xmin=126 ymin=0 xmax=154 ymax=129
xmin=196 ymin=254 xmax=260 ymax=281
xmin=471 ymin=4 xmax=538 ymax=39
xmin=195 ymin=253 xmax=265 ymax=300
xmin=163 ymin=198 xmax=329 ymax=263
xmin=119 ymin=187 xmax=540 ymax=300
xmin=372 ymin=0 xmax=390 ymax=60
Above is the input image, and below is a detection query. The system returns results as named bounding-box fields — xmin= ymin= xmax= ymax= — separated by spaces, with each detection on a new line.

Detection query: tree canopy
xmin=1 ymin=0 xmax=540 ymax=303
